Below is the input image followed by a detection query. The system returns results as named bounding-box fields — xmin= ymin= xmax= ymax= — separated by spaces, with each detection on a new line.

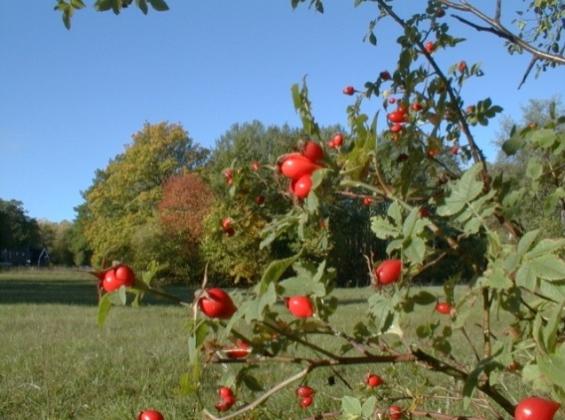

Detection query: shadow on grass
xmin=0 ymin=278 xmax=194 ymax=306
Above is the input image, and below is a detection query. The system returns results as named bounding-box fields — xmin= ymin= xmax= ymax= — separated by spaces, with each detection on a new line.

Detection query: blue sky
xmin=0 ymin=1 xmax=563 ymax=222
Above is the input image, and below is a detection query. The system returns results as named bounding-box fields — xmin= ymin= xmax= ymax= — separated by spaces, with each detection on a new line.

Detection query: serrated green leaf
xmin=388 ymin=201 xmax=403 ymax=225
xmin=437 ymin=164 xmax=483 ymax=216
xmin=370 ymin=216 xmax=399 ymax=239
xmin=256 ymin=253 xmax=300 ymax=294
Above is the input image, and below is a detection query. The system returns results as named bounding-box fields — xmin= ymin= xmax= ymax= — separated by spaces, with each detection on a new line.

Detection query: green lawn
xmin=0 ymin=269 xmax=525 ymax=419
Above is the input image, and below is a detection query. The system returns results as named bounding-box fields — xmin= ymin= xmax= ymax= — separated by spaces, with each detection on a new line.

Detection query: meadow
xmin=0 ymin=269 xmax=525 ymax=419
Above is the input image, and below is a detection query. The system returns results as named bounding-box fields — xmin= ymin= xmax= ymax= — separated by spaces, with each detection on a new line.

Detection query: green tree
xmin=81 ymin=122 xmax=208 ymax=268
xmin=493 ymin=98 xmax=565 ymax=236
xmin=38 ymin=220 xmax=75 ymax=265
xmin=0 ymin=199 xmax=41 ymax=251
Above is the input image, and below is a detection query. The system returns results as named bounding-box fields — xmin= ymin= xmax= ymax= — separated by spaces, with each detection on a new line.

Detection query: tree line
xmin=2 ymin=99 xmax=562 ymax=285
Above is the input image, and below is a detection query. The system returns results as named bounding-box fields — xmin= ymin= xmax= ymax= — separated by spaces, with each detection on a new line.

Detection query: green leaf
xmin=528 ymin=255 xmax=565 ymax=280
xmin=531 ymin=128 xmax=557 ymax=148
xmin=526 ymin=159 xmax=543 ymax=180
xmin=341 ymin=396 xmax=362 ymax=417
xmin=404 ymin=237 xmax=426 ymax=264
xmin=544 ymin=302 xmax=564 ymax=352
xmin=238 ymin=367 xmax=264 ymax=392
xmin=544 ymin=188 xmax=565 ymax=215
xmin=522 ymin=363 xmax=551 ymax=391
xmin=311 ymin=168 xmax=329 ymax=189
xmin=193 ymin=321 xmax=209 ymax=349
xmin=402 ymin=207 xmax=419 ymax=238
xmin=361 ymin=396 xmax=376 ymax=418
xmin=538 ymin=344 xmax=565 ymax=389
xmin=516 ymin=263 xmax=537 ymax=290
xmin=148 ymin=0 xmax=169 ymax=11
xmin=71 ymin=0 xmax=86 ymax=8
xmin=370 ymin=216 xmax=399 ymax=239
xmin=517 ymin=229 xmax=540 ymax=257
xmin=117 ymin=285 xmax=127 ymax=305
xmin=280 ymin=275 xmax=325 ymax=297
xmin=256 ymin=253 xmax=300 ymax=294
xmin=136 ymin=0 xmax=148 ymax=14
xmin=178 ymin=360 xmax=201 ymax=395
xmin=480 ymin=266 xmax=512 ymax=290
xmin=97 ymin=293 xmax=112 ymax=328
xmin=437 ymin=164 xmax=483 ymax=216
xmin=502 ymin=136 xmax=525 ymax=155
xmin=306 ymin=191 xmax=319 ymax=213
xmin=95 ymin=0 xmax=114 ymax=11
xmin=411 ymin=290 xmax=437 ymax=305
xmin=387 ymin=201 xmax=403 ymax=226
xmin=527 ymin=238 xmax=565 ymax=259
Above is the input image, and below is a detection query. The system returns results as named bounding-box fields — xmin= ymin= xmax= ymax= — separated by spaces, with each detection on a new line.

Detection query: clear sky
xmin=0 ymin=1 xmax=563 ymax=222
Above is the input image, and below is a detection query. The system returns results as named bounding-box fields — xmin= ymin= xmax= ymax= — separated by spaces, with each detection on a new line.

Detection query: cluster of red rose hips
xmin=278 ymin=142 xmax=324 ymax=199
xmin=96 ymin=263 xmax=136 ymax=293
xmin=95 ymin=260 xmax=562 ymax=419
xmin=215 ymin=386 xmax=236 ymax=412
xmin=327 ymin=132 xmax=344 ymax=149
xmin=296 ymin=385 xmax=315 ymax=408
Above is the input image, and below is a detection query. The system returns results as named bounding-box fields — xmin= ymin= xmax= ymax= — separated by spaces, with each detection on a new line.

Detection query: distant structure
xmin=0 ymin=247 xmax=49 ymax=267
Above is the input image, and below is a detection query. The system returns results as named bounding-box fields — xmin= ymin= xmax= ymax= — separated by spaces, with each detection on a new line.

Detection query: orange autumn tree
xmin=158 ymin=172 xmax=216 ymax=280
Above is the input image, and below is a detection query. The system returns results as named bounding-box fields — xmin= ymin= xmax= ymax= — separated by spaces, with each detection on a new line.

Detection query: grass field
xmin=0 ymin=269 xmax=526 ymax=419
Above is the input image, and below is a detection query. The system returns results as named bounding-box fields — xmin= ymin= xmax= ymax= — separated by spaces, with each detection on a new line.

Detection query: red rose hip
xmin=137 ymin=409 xmax=164 ymax=420
xmin=199 ymin=288 xmax=237 ymax=319
xmin=374 ymin=259 xmax=402 ymax=285
xmin=287 ymin=295 xmax=314 ymax=318
xmin=515 ymin=397 xmax=560 ymax=420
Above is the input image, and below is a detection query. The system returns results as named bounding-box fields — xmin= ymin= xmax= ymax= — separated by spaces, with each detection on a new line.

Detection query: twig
xmin=202 ymin=366 xmax=312 ymax=420
xmin=461 ymin=327 xmax=481 ymax=362
xmin=482 ymin=288 xmax=491 ymax=358
xmin=440 ymin=0 xmax=565 ymax=64
xmin=375 ymin=0 xmax=490 ymax=188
